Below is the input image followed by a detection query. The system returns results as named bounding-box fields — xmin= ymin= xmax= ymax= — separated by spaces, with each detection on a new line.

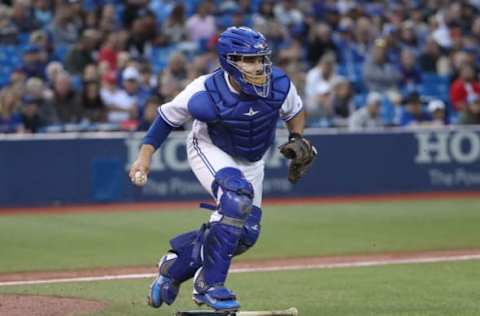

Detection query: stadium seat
xmin=150 ymin=45 xmax=177 ymax=73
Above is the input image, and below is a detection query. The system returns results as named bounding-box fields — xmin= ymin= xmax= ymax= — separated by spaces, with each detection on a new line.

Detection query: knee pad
xmin=212 ymin=167 xmax=254 ymax=222
xmin=235 ymin=206 xmax=262 ymax=256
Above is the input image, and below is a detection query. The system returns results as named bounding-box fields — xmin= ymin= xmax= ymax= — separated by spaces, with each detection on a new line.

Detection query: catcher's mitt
xmin=279 ymin=133 xmax=317 ymax=183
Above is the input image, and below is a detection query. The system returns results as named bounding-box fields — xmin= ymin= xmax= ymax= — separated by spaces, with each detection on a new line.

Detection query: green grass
xmin=1 ymin=260 xmax=480 ymax=316
xmin=0 ymin=198 xmax=480 ymax=272
xmin=1 ymin=198 xmax=480 ymax=315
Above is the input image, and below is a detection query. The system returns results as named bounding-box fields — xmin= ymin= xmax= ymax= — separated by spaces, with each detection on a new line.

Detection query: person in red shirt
xmin=449 ymin=64 xmax=480 ymax=112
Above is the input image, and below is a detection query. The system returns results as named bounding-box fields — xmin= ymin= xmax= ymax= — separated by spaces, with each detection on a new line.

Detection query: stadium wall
xmin=1 ymin=127 xmax=480 ymax=207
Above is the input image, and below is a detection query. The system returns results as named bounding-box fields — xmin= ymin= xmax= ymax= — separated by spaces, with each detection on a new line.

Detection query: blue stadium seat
xmin=419 ymin=83 xmax=449 ymax=102
xmin=149 ymin=0 xmax=173 ymax=24
xmin=421 ymin=73 xmax=450 ymax=85
xmin=17 ymin=32 xmax=30 ymax=45
xmin=54 ymin=44 xmax=70 ymax=62
xmin=353 ymin=93 xmax=368 ymax=109
xmin=150 ymin=45 xmax=177 ymax=73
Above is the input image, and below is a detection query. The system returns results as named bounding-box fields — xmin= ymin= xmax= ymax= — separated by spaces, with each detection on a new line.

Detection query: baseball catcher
xmin=129 ymin=26 xmax=316 ymax=313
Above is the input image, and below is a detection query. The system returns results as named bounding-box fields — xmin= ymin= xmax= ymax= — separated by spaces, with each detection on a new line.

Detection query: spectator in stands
xmin=99 ymin=33 xmax=121 ymax=72
xmin=399 ymin=91 xmax=432 ymax=127
xmin=0 ymin=88 xmax=23 ymax=133
xmin=100 ymin=70 xmax=121 ymax=114
xmin=253 ymin=0 xmax=288 ymax=52
xmin=126 ymin=10 xmax=157 ymax=59
xmin=429 ymin=12 xmax=452 ymax=50
xmin=139 ymin=62 xmax=157 ymax=95
xmin=449 ymin=64 xmax=480 ymax=112
xmin=137 ymin=96 xmax=161 ymax=131
xmin=163 ymin=3 xmax=187 ymax=44
xmin=122 ymin=65 xmax=150 ymax=111
xmin=8 ymin=69 xmax=27 ymax=96
xmin=185 ymin=1 xmax=217 ymax=42
xmin=354 ymin=17 xmax=376 ymax=62
xmin=123 ymin=0 xmax=150 ymax=28
xmin=330 ymin=77 xmax=354 ymax=125
xmin=387 ymin=90 xmax=404 ymax=126
xmin=48 ymin=5 xmax=81 ymax=45
xmin=363 ymin=38 xmax=402 ymax=93
xmin=304 ymin=52 xmax=342 ymax=116
xmin=399 ymin=20 xmax=419 ymax=53
xmin=99 ymin=3 xmax=121 ymax=34
xmin=82 ymin=80 xmax=106 ymax=123
xmin=273 ymin=0 xmax=304 ymax=34
xmin=33 ymin=0 xmax=53 ymax=28
xmin=458 ymin=96 xmax=480 ymax=125
xmin=0 ymin=4 xmax=19 ymax=44
xmin=21 ymin=45 xmax=47 ymax=79
xmin=427 ymin=99 xmax=447 ymax=126
xmin=470 ymin=16 xmax=480 ymax=55
xmin=418 ymin=36 xmax=444 ymax=74
xmin=45 ymin=61 xmax=65 ymax=87
xmin=1 ymin=0 xmax=477 ymax=132
xmin=64 ymin=29 xmax=100 ymax=75
xmin=82 ymin=64 xmax=99 ymax=83
xmin=348 ymin=91 xmax=384 ymax=131
xmin=51 ymin=71 xmax=83 ymax=123
xmin=231 ymin=10 xmax=248 ymax=28
xmin=159 ymin=53 xmax=189 ymax=102
xmin=399 ymin=48 xmax=422 ymax=93
xmin=306 ymin=22 xmax=337 ymax=67
xmin=19 ymin=95 xmax=45 ymax=133
xmin=333 ymin=18 xmax=366 ymax=81
xmin=11 ymin=0 xmax=40 ymax=32
xmin=101 ymin=67 xmax=139 ymax=124
xmin=29 ymin=30 xmax=57 ymax=63
xmin=409 ymin=5 xmax=429 ymax=44
xmin=25 ymin=77 xmax=53 ymax=104
xmin=22 ymin=77 xmax=57 ymax=125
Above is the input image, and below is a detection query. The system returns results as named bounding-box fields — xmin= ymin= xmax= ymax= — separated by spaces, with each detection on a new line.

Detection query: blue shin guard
xmin=192 ymin=168 xmax=254 ymax=311
xmin=235 ymin=205 xmax=262 ymax=255
xmin=148 ymin=230 xmax=202 ymax=308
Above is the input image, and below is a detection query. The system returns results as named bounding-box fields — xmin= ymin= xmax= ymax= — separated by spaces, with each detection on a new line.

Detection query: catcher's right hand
xmin=279 ymin=133 xmax=317 ymax=183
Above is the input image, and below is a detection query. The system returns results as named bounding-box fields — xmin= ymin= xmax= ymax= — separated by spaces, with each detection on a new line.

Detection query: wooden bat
xmin=236 ymin=307 xmax=298 ymax=316
xmin=176 ymin=307 xmax=299 ymax=316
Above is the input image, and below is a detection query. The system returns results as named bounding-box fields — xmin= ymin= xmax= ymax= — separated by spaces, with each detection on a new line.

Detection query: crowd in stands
xmin=1 ymin=0 xmax=480 ymax=134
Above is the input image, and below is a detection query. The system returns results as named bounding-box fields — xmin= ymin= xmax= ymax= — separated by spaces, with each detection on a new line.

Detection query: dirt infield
xmin=1 ymin=249 xmax=480 ymax=315
xmin=0 ymin=294 xmax=105 ymax=316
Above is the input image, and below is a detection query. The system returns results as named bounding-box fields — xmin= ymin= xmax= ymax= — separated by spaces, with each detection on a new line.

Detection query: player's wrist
xmin=288 ymin=132 xmax=303 ymax=142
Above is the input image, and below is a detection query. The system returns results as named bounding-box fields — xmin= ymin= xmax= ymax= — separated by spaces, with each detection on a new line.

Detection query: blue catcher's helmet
xmin=217 ymin=26 xmax=272 ymax=98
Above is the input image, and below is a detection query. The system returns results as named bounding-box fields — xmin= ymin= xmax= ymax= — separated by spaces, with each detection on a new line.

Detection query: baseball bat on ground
xmin=237 ymin=307 xmax=298 ymax=316
xmin=176 ymin=307 xmax=298 ymax=316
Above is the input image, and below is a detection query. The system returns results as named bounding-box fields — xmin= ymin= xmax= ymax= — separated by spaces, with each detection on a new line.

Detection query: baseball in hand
xmin=133 ymin=171 xmax=147 ymax=186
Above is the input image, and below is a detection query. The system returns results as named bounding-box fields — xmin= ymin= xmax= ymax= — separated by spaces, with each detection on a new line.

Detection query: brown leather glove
xmin=279 ymin=133 xmax=317 ymax=183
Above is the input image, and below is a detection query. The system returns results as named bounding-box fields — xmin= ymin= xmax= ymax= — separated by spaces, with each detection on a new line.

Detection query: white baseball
xmin=134 ymin=171 xmax=147 ymax=186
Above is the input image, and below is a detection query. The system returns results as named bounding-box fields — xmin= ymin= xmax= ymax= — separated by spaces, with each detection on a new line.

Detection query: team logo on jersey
xmin=243 ymin=107 xmax=260 ymax=117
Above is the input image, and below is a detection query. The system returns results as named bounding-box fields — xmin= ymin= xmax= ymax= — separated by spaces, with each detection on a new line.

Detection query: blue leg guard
xmin=235 ymin=206 xmax=262 ymax=256
xmin=148 ymin=230 xmax=202 ymax=308
xmin=193 ymin=167 xmax=254 ymax=311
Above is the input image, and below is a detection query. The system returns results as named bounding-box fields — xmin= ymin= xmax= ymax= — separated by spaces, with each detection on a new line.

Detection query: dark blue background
xmin=1 ymin=129 xmax=479 ymax=208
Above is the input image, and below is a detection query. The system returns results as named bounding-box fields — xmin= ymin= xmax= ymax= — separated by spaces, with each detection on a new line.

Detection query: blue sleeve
xmin=142 ymin=115 xmax=174 ymax=150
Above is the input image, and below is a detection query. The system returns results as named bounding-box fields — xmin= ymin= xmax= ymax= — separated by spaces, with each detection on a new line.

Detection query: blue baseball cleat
xmin=193 ymin=286 xmax=240 ymax=312
xmin=147 ymin=275 xmax=179 ymax=308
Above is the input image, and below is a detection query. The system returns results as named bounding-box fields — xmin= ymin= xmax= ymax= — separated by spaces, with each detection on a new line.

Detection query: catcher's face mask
xmin=226 ymin=53 xmax=272 ymax=97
